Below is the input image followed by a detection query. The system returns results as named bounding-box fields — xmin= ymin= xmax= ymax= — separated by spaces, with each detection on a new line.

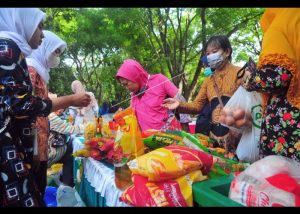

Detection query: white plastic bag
xmin=220 ymin=86 xmax=262 ymax=163
xmin=229 ymin=156 xmax=300 ymax=207
xmin=56 ymin=184 xmax=86 ymax=207
xmin=83 ymin=108 xmax=96 ymax=123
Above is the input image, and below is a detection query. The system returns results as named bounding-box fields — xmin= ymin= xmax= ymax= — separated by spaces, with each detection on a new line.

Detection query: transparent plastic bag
xmin=220 ymin=86 xmax=262 ymax=163
xmin=56 ymin=184 xmax=86 ymax=207
xmin=220 ymin=86 xmax=260 ymax=132
xmin=83 ymin=108 xmax=96 ymax=123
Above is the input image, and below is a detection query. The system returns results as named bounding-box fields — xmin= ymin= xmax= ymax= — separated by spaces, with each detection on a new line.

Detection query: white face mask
xmin=47 ymin=53 xmax=60 ymax=68
xmin=207 ymin=51 xmax=224 ymax=69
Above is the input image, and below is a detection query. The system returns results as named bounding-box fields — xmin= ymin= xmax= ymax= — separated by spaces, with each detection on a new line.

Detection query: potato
xmin=225 ymin=116 xmax=235 ymax=126
xmin=233 ymin=108 xmax=245 ymax=120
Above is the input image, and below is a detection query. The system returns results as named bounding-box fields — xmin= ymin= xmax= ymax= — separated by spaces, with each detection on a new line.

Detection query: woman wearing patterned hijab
xmin=242 ymin=8 xmax=300 ymax=162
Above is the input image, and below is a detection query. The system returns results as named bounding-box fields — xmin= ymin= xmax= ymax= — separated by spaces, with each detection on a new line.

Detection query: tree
xmin=49 ymin=65 xmax=76 ymax=96
xmin=43 ymin=8 xmax=264 ymax=105
xmin=140 ymin=8 xmax=264 ymax=100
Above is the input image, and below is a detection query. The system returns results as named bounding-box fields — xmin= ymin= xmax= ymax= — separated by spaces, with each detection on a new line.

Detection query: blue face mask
xmin=204 ymin=67 xmax=214 ymax=77
xmin=207 ymin=51 xmax=224 ymax=69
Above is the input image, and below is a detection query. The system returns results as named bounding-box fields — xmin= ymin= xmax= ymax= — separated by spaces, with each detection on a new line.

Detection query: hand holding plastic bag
xmin=219 ymin=86 xmax=257 ymax=132
xmin=220 ymin=86 xmax=262 ymax=163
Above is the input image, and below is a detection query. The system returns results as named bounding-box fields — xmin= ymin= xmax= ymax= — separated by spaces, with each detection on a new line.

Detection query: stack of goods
xmin=142 ymin=130 xmax=248 ymax=178
xmin=181 ymin=131 xmax=249 ymax=177
xmin=73 ymin=137 xmax=115 ymax=164
xmin=120 ymin=145 xmax=214 ymax=207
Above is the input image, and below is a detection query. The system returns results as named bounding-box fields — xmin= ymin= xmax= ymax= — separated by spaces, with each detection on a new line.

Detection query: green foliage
xmin=43 ymin=8 xmax=264 ymax=106
xmin=48 ymin=64 xmax=75 ymax=96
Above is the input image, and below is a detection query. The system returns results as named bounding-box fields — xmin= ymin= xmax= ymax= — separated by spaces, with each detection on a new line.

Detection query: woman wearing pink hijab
xmin=115 ymin=59 xmax=191 ymax=132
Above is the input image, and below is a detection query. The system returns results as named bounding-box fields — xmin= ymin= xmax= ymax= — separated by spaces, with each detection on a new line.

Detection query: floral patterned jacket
xmin=245 ymin=63 xmax=300 ymax=162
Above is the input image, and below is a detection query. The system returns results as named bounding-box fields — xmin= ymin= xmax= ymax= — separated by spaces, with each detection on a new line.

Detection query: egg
xmin=235 ymin=118 xmax=247 ymax=128
xmin=223 ymin=107 xmax=233 ymax=117
xmin=246 ymin=119 xmax=253 ymax=127
xmin=225 ymin=116 xmax=235 ymax=126
xmin=233 ymin=108 xmax=245 ymax=120
xmin=245 ymin=111 xmax=252 ymax=120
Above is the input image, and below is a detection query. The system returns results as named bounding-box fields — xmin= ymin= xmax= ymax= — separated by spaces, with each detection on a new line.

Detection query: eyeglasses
xmin=119 ymin=79 xmax=133 ymax=87
xmin=53 ymin=48 xmax=62 ymax=57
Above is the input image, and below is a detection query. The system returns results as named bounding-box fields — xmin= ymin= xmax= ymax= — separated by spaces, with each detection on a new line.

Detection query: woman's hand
xmin=241 ymin=68 xmax=251 ymax=90
xmin=72 ymin=93 xmax=91 ymax=107
xmin=162 ymin=98 xmax=180 ymax=110
xmin=52 ymin=93 xmax=91 ymax=112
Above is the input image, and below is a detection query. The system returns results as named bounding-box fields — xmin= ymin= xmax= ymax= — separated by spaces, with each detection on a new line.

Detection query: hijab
xmin=26 ymin=30 xmax=67 ymax=83
xmin=258 ymin=8 xmax=300 ymax=109
xmin=0 ymin=8 xmax=46 ymax=56
xmin=115 ymin=59 xmax=149 ymax=90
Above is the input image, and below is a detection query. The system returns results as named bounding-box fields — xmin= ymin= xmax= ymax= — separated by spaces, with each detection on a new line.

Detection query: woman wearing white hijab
xmin=26 ymin=30 xmax=67 ymax=197
xmin=0 ymin=9 xmax=90 ymax=207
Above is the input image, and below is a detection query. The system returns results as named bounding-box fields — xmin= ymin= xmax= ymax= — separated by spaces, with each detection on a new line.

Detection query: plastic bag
xmin=127 ymin=144 xmax=213 ymax=182
xmin=101 ymin=113 xmax=117 ymax=138
xmin=229 ymin=155 xmax=300 ymax=207
xmin=113 ymin=107 xmax=145 ymax=190
xmin=44 ymin=186 xmax=58 ymax=207
xmin=220 ymin=86 xmax=262 ymax=163
xmin=56 ymin=184 xmax=86 ymax=207
xmin=113 ymin=107 xmax=145 ymax=164
xmin=83 ymin=108 xmax=96 ymax=124
xmin=120 ymin=170 xmax=207 ymax=207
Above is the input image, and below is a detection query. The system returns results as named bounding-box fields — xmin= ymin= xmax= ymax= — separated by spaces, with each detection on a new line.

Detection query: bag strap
xmin=212 ymin=75 xmax=224 ymax=108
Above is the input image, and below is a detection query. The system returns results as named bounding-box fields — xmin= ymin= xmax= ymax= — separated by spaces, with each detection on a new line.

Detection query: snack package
xmin=143 ymin=132 xmax=184 ymax=150
xmin=127 ymin=144 xmax=213 ymax=182
xmin=73 ymin=137 xmax=115 ymax=164
xmin=83 ymin=122 xmax=97 ymax=140
xmin=113 ymin=107 xmax=145 ymax=190
xmin=120 ymin=170 xmax=207 ymax=207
